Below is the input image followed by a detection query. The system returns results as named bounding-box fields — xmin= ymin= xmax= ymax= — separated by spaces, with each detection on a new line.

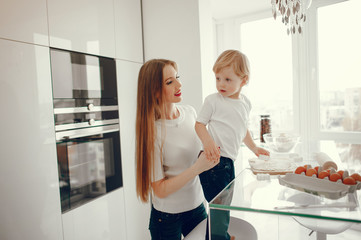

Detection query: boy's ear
xmin=241 ymin=76 xmax=249 ymax=86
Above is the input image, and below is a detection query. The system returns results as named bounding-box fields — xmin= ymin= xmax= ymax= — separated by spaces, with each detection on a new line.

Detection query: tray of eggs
xmin=278 ymin=161 xmax=361 ymax=199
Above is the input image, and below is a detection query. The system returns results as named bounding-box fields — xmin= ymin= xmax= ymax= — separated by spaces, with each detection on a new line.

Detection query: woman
xmin=136 ymin=59 xmax=218 ymax=239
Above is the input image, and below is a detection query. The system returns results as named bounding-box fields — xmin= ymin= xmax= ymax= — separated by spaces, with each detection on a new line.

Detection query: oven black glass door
xmin=50 ymin=48 xmax=117 ymax=99
xmin=57 ymin=129 xmax=122 ymax=212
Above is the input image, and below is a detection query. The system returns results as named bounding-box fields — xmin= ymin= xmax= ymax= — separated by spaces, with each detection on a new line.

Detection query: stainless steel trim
xmin=54 ymin=105 xmax=118 ymax=114
xmin=56 ymin=124 xmax=119 ymax=141
xmin=55 ymin=119 xmax=119 ymax=131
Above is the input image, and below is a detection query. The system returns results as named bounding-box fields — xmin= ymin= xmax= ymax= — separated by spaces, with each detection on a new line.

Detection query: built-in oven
xmin=50 ymin=48 xmax=122 ymax=213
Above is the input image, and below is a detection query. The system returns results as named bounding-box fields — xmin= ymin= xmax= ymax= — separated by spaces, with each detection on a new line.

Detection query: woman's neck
xmin=164 ymin=103 xmax=179 ymax=120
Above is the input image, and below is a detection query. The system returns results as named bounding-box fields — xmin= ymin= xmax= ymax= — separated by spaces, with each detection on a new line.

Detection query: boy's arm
xmin=243 ymin=130 xmax=270 ymax=157
xmin=195 ymin=121 xmax=220 ymax=161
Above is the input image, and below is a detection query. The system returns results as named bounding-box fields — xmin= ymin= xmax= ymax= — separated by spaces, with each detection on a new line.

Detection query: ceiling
xmin=211 ymin=0 xmax=271 ymax=20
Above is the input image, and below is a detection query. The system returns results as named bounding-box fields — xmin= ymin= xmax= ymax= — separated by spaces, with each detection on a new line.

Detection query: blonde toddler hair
xmin=213 ymin=49 xmax=250 ymax=80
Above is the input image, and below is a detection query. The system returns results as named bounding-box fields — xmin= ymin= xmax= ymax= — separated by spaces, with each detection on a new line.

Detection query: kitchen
xmin=1 ymin=0 xmax=360 ymax=240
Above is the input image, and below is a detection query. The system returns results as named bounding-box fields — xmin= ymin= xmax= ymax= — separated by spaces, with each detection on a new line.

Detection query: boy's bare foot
xmin=231 ymin=236 xmax=235 ymax=240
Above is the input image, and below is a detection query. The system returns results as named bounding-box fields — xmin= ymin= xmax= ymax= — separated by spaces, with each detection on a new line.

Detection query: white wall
xmin=142 ymin=0 xmax=215 ymax=111
xmin=198 ymin=0 xmax=217 ymax=100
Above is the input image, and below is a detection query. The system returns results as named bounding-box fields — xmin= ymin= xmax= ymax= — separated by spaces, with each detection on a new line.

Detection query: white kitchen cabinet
xmin=62 ymin=189 xmax=127 ymax=240
xmin=0 ymin=39 xmax=63 ymax=240
xmin=114 ymin=0 xmax=143 ymax=63
xmin=0 ymin=0 xmax=48 ymax=45
xmin=116 ymin=60 xmax=150 ymax=240
xmin=47 ymin=0 xmax=116 ymax=57
xmin=142 ymin=0 xmax=206 ymax=111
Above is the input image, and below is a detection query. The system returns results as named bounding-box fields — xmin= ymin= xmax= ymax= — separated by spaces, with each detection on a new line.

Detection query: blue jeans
xmin=149 ymin=203 xmax=207 ymax=240
xmin=200 ymin=157 xmax=235 ymax=240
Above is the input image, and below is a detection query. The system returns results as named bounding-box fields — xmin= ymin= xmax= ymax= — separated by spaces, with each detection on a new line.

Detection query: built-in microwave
xmin=50 ymin=48 xmax=117 ymax=100
xmin=50 ymin=48 xmax=123 ymax=213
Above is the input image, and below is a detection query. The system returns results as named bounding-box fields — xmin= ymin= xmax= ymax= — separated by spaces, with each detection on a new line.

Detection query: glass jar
xmin=260 ymin=115 xmax=271 ymax=143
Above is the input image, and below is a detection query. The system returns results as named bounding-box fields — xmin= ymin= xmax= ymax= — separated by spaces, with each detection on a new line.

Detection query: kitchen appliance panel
xmin=51 ymin=48 xmax=122 ymax=213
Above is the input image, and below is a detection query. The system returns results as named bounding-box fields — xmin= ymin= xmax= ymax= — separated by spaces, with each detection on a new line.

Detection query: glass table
xmin=208 ymin=168 xmax=361 ymax=240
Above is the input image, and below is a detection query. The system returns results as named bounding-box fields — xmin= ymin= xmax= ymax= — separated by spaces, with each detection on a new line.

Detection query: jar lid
xmin=260 ymin=115 xmax=270 ymax=118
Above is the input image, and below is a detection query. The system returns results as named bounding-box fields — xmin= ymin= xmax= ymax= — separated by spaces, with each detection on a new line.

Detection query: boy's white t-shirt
xmin=152 ymin=105 xmax=204 ymax=214
xmin=196 ymin=92 xmax=252 ymax=161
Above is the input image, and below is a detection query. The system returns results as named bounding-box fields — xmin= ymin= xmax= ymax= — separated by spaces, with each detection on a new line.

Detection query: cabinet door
xmin=114 ymin=0 xmax=143 ymax=63
xmin=47 ymin=0 xmax=116 ymax=57
xmin=116 ymin=60 xmax=151 ymax=240
xmin=62 ymin=189 xmax=127 ymax=240
xmin=0 ymin=0 xmax=48 ymax=45
xmin=0 ymin=39 xmax=63 ymax=240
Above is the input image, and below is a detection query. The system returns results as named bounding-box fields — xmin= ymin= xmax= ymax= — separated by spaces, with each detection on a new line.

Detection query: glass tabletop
xmin=209 ymin=168 xmax=361 ymax=223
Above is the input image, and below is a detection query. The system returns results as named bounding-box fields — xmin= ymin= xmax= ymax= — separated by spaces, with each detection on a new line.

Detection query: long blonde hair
xmin=135 ymin=59 xmax=177 ymax=202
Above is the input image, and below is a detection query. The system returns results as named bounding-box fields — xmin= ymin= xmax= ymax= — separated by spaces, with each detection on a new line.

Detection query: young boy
xmin=195 ymin=50 xmax=269 ymax=240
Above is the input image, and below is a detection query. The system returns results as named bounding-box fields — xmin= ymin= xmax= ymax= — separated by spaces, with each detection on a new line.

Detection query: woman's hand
xmin=194 ymin=151 xmax=219 ymax=174
xmin=152 ymin=152 xmax=219 ymax=199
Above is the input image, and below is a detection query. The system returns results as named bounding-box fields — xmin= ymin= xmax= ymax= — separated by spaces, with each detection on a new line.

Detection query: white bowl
xmin=263 ymin=133 xmax=299 ymax=153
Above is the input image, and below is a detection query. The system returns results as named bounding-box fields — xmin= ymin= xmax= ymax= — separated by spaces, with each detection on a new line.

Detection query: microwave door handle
xmin=56 ymin=124 xmax=119 ymax=141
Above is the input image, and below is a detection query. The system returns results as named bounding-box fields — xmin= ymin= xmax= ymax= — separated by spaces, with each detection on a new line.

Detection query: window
xmin=240 ymin=17 xmax=294 ymax=139
xmin=314 ymin=0 xmax=361 ymax=172
xmin=317 ymin=0 xmax=361 ymax=133
xmin=213 ymin=0 xmax=361 ymax=171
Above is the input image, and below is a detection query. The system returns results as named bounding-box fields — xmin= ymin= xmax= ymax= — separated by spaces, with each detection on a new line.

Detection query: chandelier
xmin=271 ymin=0 xmax=312 ymax=35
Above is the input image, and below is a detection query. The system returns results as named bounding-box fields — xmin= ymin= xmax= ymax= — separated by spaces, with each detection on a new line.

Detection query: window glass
xmin=240 ymin=17 xmax=293 ymax=140
xmin=318 ymin=0 xmax=361 ymax=132
xmin=320 ymin=141 xmax=361 ymax=173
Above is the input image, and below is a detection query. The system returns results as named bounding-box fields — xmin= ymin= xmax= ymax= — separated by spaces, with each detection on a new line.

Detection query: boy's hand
xmin=194 ymin=151 xmax=220 ymax=173
xmin=253 ymin=147 xmax=270 ymax=157
xmin=203 ymin=140 xmax=220 ymax=162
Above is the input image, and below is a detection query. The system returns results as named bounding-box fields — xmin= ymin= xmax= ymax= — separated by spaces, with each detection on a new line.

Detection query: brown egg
xmin=329 ymin=173 xmax=342 ymax=182
xmin=350 ymin=173 xmax=361 ymax=182
xmin=295 ymin=166 xmax=306 ymax=174
xmin=343 ymin=177 xmax=356 ymax=185
xmin=306 ymin=168 xmax=317 ymax=177
xmin=318 ymin=170 xmax=330 ymax=179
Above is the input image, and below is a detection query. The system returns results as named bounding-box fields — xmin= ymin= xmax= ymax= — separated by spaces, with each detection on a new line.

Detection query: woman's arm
xmin=151 ymin=152 xmax=218 ymax=198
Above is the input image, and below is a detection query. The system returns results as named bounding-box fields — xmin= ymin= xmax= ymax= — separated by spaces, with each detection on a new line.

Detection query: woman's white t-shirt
xmin=196 ymin=92 xmax=252 ymax=161
xmin=152 ymin=105 xmax=204 ymax=213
